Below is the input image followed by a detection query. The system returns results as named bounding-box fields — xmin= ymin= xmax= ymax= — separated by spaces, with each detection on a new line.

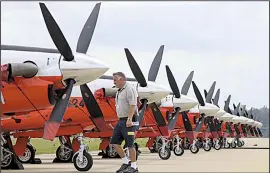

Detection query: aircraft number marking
xmin=69 ymin=98 xmax=85 ymax=108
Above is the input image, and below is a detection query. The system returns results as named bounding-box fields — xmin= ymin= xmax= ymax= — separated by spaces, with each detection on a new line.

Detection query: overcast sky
xmin=1 ymin=1 xmax=269 ymax=110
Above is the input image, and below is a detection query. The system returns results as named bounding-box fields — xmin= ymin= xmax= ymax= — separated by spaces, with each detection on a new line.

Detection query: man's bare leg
xmin=129 ymin=147 xmax=137 ymax=169
xmin=114 ymin=144 xmax=129 ymax=164
xmin=128 ymin=147 xmax=136 ymax=162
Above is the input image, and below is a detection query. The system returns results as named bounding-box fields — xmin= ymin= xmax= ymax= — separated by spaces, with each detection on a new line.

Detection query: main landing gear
xmin=1 ymin=133 xmax=23 ymax=170
xmin=17 ymin=142 xmax=41 ymax=164
xmin=53 ymin=136 xmax=74 ymax=163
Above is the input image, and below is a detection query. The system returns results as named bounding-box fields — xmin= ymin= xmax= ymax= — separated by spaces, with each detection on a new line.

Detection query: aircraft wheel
xmin=1 ymin=148 xmax=14 ymax=169
xmin=183 ymin=142 xmax=190 ymax=150
xmin=213 ymin=143 xmax=221 ymax=150
xmin=230 ymin=141 xmax=236 ymax=148
xmin=189 ymin=144 xmax=199 ymax=154
xmin=237 ymin=141 xmax=243 ymax=147
xmin=106 ymin=145 xmax=118 ymax=158
xmin=197 ymin=140 xmax=203 ymax=148
xmin=73 ymin=151 xmax=93 ymax=172
xmin=241 ymin=140 xmax=245 ymax=146
xmin=173 ymin=145 xmax=184 ymax=156
xmin=224 ymin=142 xmax=230 ymax=149
xmin=158 ymin=147 xmax=171 ymax=160
xmin=56 ymin=144 xmax=74 ymax=163
xmin=203 ymin=143 xmax=211 ymax=152
xmin=17 ymin=144 xmax=35 ymax=163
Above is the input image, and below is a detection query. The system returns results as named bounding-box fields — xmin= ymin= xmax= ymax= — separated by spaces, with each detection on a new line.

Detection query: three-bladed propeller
xmin=191 ymin=81 xmax=217 ymax=132
xmin=40 ymin=2 xmax=104 ymax=140
xmin=124 ymin=45 xmax=166 ymax=129
xmin=165 ymin=66 xmax=194 ymax=131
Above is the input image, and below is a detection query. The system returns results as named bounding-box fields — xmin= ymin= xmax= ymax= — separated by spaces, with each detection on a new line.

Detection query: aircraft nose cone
xmin=208 ymin=109 xmax=226 ymax=118
xmin=246 ymin=119 xmax=254 ymax=125
xmin=199 ymin=103 xmax=220 ymax=115
xmin=60 ymin=53 xmax=109 ymax=85
xmin=220 ymin=113 xmax=234 ymax=122
xmin=143 ymin=82 xmax=171 ymax=103
xmin=173 ymin=95 xmax=198 ymax=112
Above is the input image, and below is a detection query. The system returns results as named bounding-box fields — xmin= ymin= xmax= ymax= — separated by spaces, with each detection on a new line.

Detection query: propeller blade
xmin=167 ymin=107 xmax=181 ymax=131
xmin=39 ymin=3 xmax=74 ymax=61
xmin=181 ymin=71 xmax=194 ymax=95
xmin=233 ymin=103 xmax=236 ymax=110
xmin=191 ymin=81 xmax=205 ymax=106
xmin=149 ymin=102 xmax=169 ymax=136
xmin=165 ymin=65 xmax=180 ymax=98
xmin=224 ymin=95 xmax=231 ymax=112
xmin=205 ymin=81 xmax=216 ymax=103
xmin=124 ymin=48 xmax=147 ymax=87
xmin=213 ymin=88 xmax=220 ymax=106
xmin=43 ymin=79 xmax=75 ymax=140
xmin=137 ymin=99 xmax=148 ymax=129
xmin=214 ymin=119 xmax=221 ymax=131
xmin=76 ymin=3 xmax=101 ymax=54
xmin=80 ymin=84 xmax=107 ymax=132
xmin=228 ymin=107 xmax=232 ymax=114
xmin=181 ymin=111 xmax=193 ymax=131
xmin=195 ymin=116 xmax=205 ymax=132
xmin=243 ymin=110 xmax=248 ymax=117
xmin=148 ymin=45 xmax=164 ymax=82
xmin=236 ymin=103 xmax=241 ymax=116
xmin=149 ymin=102 xmax=167 ymax=127
xmin=204 ymin=89 xmax=207 ymax=99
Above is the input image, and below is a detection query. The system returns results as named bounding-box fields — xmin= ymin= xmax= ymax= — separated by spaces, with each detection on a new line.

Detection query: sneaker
xmin=123 ymin=166 xmax=139 ymax=173
xmin=116 ymin=163 xmax=131 ymax=173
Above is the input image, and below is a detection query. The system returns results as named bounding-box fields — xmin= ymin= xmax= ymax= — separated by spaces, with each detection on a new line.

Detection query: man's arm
xmin=127 ymin=87 xmax=138 ymax=121
xmin=128 ymin=105 xmax=136 ymax=120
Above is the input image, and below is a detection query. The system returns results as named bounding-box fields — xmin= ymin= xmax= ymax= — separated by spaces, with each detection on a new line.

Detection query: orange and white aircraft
xmin=1 ymin=2 xmax=111 ymax=170
xmin=1 ymin=2 xmax=110 ymax=140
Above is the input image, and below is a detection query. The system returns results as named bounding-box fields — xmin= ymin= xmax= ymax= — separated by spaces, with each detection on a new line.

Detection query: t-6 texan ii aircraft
xmin=1 ymin=2 xmax=110 ymax=141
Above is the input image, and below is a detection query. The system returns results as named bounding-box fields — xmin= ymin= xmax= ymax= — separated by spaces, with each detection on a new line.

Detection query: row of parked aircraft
xmin=1 ymin=2 xmax=264 ymax=172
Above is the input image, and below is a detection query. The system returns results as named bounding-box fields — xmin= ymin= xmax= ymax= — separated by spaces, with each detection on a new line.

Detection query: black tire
xmin=183 ymin=141 xmax=190 ymax=150
xmin=213 ymin=143 xmax=221 ymax=150
xmin=105 ymin=145 xmax=118 ymax=158
xmin=231 ymin=141 xmax=236 ymax=148
xmin=237 ymin=141 xmax=243 ymax=147
xmin=224 ymin=142 xmax=230 ymax=149
xmin=242 ymin=141 xmax=245 ymax=146
xmin=17 ymin=144 xmax=35 ymax=163
xmin=203 ymin=143 xmax=211 ymax=152
xmin=173 ymin=146 xmax=184 ymax=156
xmin=158 ymin=147 xmax=171 ymax=160
xmin=189 ymin=144 xmax=199 ymax=154
xmin=1 ymin=148 xmax=14 ymax=169
xmin=56 ymin=144 xmax=74 ymax=163
xmin=196 ymin=141 xmax=203 ymax=148
xmin=73 ymin=151 xmax=93 ymax=171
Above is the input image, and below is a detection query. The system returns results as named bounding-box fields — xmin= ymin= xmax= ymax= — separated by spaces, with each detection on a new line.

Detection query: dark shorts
xmin=110 ymin=118 xmax=136 ymax=148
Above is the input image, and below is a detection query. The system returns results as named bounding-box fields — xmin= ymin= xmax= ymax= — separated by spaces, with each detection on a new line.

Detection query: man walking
xmin=110 ymin=72 xmax=139 ymax=173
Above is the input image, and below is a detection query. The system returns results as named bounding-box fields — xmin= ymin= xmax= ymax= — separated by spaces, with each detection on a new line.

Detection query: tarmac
xmin=2 ymin=138 xmax=269 ymax=173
